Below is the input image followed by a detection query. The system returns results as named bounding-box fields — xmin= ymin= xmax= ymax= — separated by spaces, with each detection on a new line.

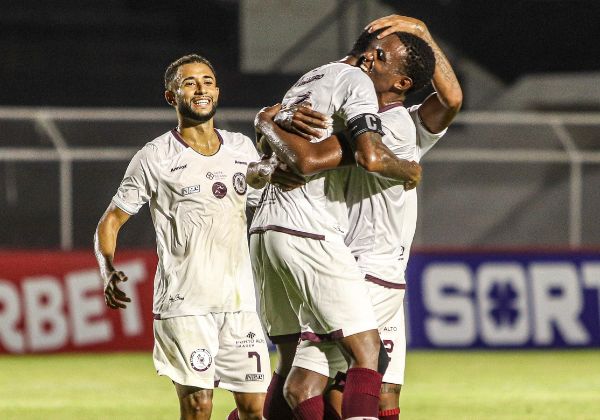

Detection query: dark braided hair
xmin=395 ymin=32 xmax=436 ymax=94
xmin=349 ymin=29 xmax=436 ymax=94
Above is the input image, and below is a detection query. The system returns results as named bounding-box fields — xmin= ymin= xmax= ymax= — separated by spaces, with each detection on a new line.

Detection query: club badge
xmin=233 ymin=172 xmax=247 ymax=195
xmin=190 ymin=349 xmax=212 ymax=372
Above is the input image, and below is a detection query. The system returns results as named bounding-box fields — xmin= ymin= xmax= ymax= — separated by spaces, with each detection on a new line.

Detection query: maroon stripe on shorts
xmin=365 ymin=274 xmax=407 ymax=290
xmin=300 ymin=329 xmax=344 ymax=343
xmin=153 ymin=313 xmax=162 ymax=320
xmin=249 ymin=225 xmax=325 ymax=240
xmin=268 ymin=333 xmax=301 ymax=344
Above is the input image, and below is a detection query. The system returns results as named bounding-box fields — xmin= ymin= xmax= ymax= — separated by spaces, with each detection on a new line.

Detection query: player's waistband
xmin=249 ymin=225 xmax=325 ymax=240
xmin=365 ymin=274 xmax=407 ymax=290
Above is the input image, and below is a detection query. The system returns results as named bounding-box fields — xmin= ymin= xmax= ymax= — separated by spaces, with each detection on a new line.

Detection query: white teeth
xmin=193 ymin=99 xmax=209 ymax=105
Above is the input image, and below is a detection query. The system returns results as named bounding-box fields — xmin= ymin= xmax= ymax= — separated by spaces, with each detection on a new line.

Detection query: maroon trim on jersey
xmin=171 ymin=129 xmax=190 ymax=148
xmin=214 ymin=128 xmax=224 ymax=144
xmin=378 ymin=102 xmax=404 ymax=113
xmin=248 ymin=225 xmax=326 ymax=241
xmin=153 ymin=313 xmax=162 ymax=320
xmin=214 ymin=379 xmax=220 ymax=388
xmin=300 ymin=329 xmax=344 ymax=343
xmin=268 ymin=332 xmax=301 ymax=344
xmin=365 ymin=274 xmax=407 ymax=290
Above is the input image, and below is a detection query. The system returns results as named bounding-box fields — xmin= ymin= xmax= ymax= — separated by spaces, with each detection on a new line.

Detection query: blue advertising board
xmin=405 ymin=251 xmax=600 ymax=348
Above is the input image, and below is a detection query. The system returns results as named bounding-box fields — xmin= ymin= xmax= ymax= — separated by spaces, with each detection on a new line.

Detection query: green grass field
xmin=1 ymin=350 xmax=599 ymax=419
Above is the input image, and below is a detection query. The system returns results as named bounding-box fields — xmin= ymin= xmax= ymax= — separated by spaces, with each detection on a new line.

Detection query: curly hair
xmin=164 ymin=54 xmax=217 ymax=90
xmin=349 ymin=29 xmax=436 ymax=94
xmin=395 ymin=32 xmax=436 ymax=94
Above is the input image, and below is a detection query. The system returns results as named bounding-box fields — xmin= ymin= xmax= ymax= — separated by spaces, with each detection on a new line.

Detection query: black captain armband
xmin=347 ymin=113 xmax=384 ymax=141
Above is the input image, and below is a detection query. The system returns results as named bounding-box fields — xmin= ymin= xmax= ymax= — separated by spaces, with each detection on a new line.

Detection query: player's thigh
xmin=249 ymin=233 xmax=301 ymax=340
xmin=378 ymin=297 xmax=407 ymax=385
xmin=293 ymin=339 xmax=348 ymax=380
xmin=214 ymin=311 xmax=271 ymax=393
xmin=153 ymin=315 xmax=219 ymax=389
xmin=367 ymin=281 xmax=406 ymax=328
xmin=264 ymin=231 xmax=378 ymax=337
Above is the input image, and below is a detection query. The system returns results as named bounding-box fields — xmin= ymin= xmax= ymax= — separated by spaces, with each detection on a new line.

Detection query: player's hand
xmin=103 ymin=269 xmax=131 ymax=309
xmin=365 ymin=15 xmax=430 ymax=41
xmin=402 ymin=160 xmax=422 ymax=191
xmin=268 ymin=158 xmax=306 ymax=191
xmin=286 ymin=105 xmax=330 ymax=140
xmin=254 ymin=104 xmax=282 ymax=133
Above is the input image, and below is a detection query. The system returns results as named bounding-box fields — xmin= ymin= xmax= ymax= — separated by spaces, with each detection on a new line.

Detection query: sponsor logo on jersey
xmin=206 ymin=171 xmax=227 ymax=180
xmin=235 ymin=160 xmax=248 ymax=165
xmin=170 ymin=164 xmax=187 ymax=172
xmin=168 ymin=293 xmax=184 ymax=304
xmin=206 ymin=172 xmax=215 ymax=180
xmin=190 ymin=349 xmax=212 ymax=372
xmin=245 ymin=373 xmax=265 ymax=381
xmin=236 ymin=334 xmax=265 ymax=348
xmin=233 ymin=172 xmax=247 ymax=195
xmin=294 ymin=73 xmax=324 ymax=87
xmin=246 ymin=331 xmax=256 ymax=339
xmin=383 ymin=326 xmax=398 ymax=332
xmin=212 ymin=182 xmax=227 ymax=199
xmin=182 ymin=185 xmax=200 ymax=196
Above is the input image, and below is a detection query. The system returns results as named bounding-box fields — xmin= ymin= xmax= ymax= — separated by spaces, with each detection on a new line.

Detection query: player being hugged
xmin=94 ymin=54 xmax=303 ymax=420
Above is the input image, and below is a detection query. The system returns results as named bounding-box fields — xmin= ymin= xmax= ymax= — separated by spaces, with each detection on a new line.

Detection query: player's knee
xmin=234 ymin=393 xmax=264 ymax=420
xmin=180 ymin=389 xmax=213 ymax=418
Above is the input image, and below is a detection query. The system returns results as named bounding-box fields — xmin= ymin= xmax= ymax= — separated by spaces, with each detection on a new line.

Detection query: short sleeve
xmin=112 ymin=145 xmax=157 ymax=215
xmin=408 ymin=104 xmax=447 ymax=159
xmin=332 ymin=68 xmax=379 ymax=121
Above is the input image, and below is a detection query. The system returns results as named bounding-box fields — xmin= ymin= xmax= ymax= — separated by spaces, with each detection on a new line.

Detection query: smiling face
xmin=165 ymin=62 xmax=220 ymax=124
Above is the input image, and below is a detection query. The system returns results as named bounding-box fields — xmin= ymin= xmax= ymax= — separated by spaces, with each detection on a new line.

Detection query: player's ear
xmin=164 ymin=90 xmax=177 ymax=107
xmin=394 ymin=76 xmax=413 ymax=93
xmin=214 ymin=86 xmax=220 ymax=102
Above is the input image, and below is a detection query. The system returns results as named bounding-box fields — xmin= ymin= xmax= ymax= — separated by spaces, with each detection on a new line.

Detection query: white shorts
xmin=153 ymin=311 xmax=271 ymax=393
xmin=250 ymin=233 xmax=301 ymax=343
xmin=250 ymin=230 xmax=378 ymax=339
xmin=294 ymin=281 xmax=407 ymax=385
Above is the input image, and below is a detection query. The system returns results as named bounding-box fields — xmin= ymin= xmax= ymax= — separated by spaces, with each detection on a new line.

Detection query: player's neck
xmin=378 ymin=92 xmax=405 ymax=109
xmin=176 ymin=119 xmax=220 ymax=155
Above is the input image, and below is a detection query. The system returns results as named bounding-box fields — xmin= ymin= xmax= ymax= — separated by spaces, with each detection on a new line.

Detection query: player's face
xmin=362 ymin=36 xmax=410 ymax=94
xmin=171 ymin=62 xmax=220 ymax=123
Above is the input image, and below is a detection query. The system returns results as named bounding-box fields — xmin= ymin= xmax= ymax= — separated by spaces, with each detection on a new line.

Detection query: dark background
xmin=2 ymin=0 xmax=598 ymax=108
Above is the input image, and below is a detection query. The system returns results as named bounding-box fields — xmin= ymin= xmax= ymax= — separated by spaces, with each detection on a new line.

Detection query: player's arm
xmin=94 ymin=203 xmax=131 ymax=309
xmin=255 ymin=104 xmax=354 ymax=176
xmin=367 ymin=15 xmax=463 ymax=133
xmin=344 ymin=112 xmax=421 ymax=187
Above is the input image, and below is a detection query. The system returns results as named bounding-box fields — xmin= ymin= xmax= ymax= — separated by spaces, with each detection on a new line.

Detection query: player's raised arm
xmin=367 ymin=15 xmax=463 ymax=133
xmin=94 ymin=203 xmax=131 ymax=309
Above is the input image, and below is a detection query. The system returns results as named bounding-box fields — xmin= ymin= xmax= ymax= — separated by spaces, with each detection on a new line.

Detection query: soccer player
xmin=256 ymin=15 xmax=463 ymax=420
xmin=93 ymin=54 xmax=298 ymax=420
xmin=250 ymin=26 xmax=423 ymax=420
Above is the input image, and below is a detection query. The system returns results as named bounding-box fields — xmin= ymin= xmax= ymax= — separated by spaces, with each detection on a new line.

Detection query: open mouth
xmin=192 ymin=97 xmax=211 ymax=108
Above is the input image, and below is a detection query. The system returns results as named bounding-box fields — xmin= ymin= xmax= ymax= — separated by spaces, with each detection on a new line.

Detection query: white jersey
xmin=112 ymin=128 xmax=261 ymax=318
xmin=250 ymin=62 xmax=379 ymax=243
xmin=345 ymin=104 xmax=446 ymax=285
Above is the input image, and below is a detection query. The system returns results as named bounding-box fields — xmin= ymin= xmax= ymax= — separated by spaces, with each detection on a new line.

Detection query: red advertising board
xmin=0 ymin=250 xmax=158 ymax=354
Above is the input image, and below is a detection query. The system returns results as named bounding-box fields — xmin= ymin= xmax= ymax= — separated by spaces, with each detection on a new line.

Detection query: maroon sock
xmin=263 ymin=372 xmax=293 ymax=419
xmin=324 ymin=398 xmax=342 ymax=420
xmin=342 ymin=367 xmax=383 ymax=419
xmin=379 ymin=407 xmax=400 ymax=420
xmin=293 ymin=395 xmax=325 ymax=419
xmin=227 ymin=408 xmax=240 ymax=420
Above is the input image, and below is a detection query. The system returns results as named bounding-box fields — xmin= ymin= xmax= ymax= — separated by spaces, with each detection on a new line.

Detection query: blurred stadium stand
xmin=1 ymin=0 xmax=599 ymax=250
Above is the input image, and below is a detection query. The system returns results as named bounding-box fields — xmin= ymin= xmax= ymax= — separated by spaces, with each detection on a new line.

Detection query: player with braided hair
xmin=255 ymin=15 xmax=462 ymax=419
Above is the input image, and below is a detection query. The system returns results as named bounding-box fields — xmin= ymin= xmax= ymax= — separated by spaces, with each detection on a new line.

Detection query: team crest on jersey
xmin=190 ymin=349 xmax=212 ymax=372
xmin=233 ymin=172 xmax=247 ymax=195
xmin=212 ymin=182 xmax=227 ymax=199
